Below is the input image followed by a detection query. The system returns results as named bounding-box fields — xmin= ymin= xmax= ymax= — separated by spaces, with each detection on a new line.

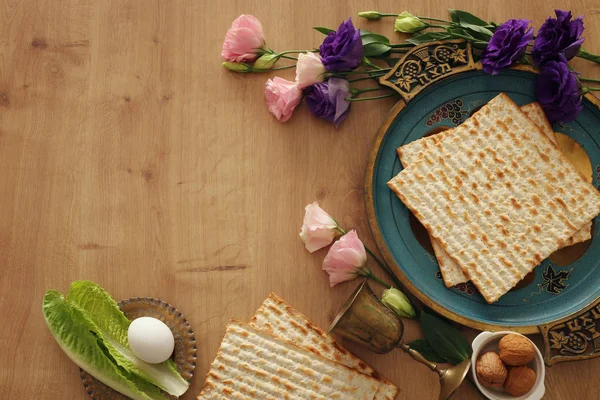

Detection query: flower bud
xmin=382 ymin=287 xmax=416 ymax=318
xmin=394 ymin=12 xmax=428 ymax=33
xmin=254 ymin=53 xmax=280 ymax=70
xmin=358 ymin=11 xmax=382 ymax=20
xmin=222 ymin=62 xmax=252 ymax=72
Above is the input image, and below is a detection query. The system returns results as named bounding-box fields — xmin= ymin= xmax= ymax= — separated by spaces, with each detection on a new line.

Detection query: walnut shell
xmin=504 ymin=365 xmax=536 ymax=396
xmin=476 ymin=352 xmax=507 ymax=388
xmin=499 ymin=334 xmax=536 ymax=366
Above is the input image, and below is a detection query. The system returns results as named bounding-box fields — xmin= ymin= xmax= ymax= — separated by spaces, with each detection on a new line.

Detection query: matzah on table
xmin=197 ymin=294 xmax=398 ymax=399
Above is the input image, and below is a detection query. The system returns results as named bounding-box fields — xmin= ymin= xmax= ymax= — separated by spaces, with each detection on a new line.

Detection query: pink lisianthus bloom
xmin=264 ymin=77 xmax=302 ymax=122
xmin=295 ymin=52 xmax=326 ymax=89
xmin=299 ymin=202 xmax=342 ymax=252
xmin=322 ymin=230 xmax=367 ymax=287
xmin=221 ymin=14 xmax=265 ymax=62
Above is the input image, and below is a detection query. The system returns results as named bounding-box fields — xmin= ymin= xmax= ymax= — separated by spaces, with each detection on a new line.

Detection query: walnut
xmin=504 ymin=366 xmax=536 ymax=396
xmin=499 ymin=334 xmax=536 ymax=366
xmin=476 ymin=352 xmax=507 ymax=388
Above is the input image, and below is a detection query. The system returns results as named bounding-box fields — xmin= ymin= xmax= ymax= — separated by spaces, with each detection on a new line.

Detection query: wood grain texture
xmin=0 ymin=1 xmax=598 ymax=399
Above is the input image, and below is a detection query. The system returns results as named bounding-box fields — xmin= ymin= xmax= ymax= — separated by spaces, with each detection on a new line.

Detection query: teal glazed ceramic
xmin=367 ymin=67 xmax=600 ymax=333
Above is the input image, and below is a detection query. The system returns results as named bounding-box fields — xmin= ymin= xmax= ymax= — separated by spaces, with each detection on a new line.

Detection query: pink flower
xmin=299 ymin=202 xmax=341 ymax=252
xmin=322 ymin=230 xmax=367 ymax=287
xmin=264 ymin=77 xmax=302 ymax=122
xmin=295 ymin=52 xmax=326 ymax=89
xmin=221 ymin=14 xmax=265 ymax=62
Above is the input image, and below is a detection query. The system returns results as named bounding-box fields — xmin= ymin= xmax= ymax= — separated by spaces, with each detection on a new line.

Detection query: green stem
xmin=417 ymin=16 xmax=454 ymax=24
xmin=362 ymin=58 xmax=383 ymax=70
xmin=427 ymin=24 xmax=450 ymax=30
xmin=335 ymin=225 xmax=347 ymax=235
xmin=348 ymin=74 xmax=386 ymax=83
xmin=353 ymin=87 xmax=388 ymax=94
xmin=280 ymin=55 xmax=298 ymax=61
xmin=365 ymin=246 xmax=403 ymax=288
xmin=251 ymin=64 xmax=296 ymax=72
xmin=577 ymin=48 xmax=600 ymax=64
xmin=365 ymin=270 xmax=391 ymax=289
xmin=278 ymin=49 xmax=316 ymax=55
xmin=346 ymin=93 xmax=397 ymax=102
xmin=331 ymin=68 xmax=392 ymax=76
xmin=389 ymin=43 xmax=415 ymax=48
xmin=582 ymin=87 xmax=600 ymax=94
xmin=579 ymin=77 xmax=600 ymax=84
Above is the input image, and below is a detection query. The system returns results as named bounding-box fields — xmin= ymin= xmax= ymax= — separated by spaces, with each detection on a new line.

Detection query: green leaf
xmin=460 ymin=23 xmax=494 ymax=38
xmin=363 ymin=42 xmax=392 ymax=57
xmin=420 ymin=310 xmax=471 ymax=365
xmin=67 ymin=281 xmax=188 ymax=397
xmin=407 ymin=32 xmax=451 ymax=45
xmin=361 ymin=57 xmax=380 ymax=69
xmin=407 ymin=338 xmax=446 ymax=363
xmin=42 ymin=291 xmax=166 ymax=400
xmin=360 ymin=30 xmax=390 ymax=45
xmin=448 ymin=9 xmax=489 ymax=27
xmin=313 ymin=26 xmax=334 ymax=35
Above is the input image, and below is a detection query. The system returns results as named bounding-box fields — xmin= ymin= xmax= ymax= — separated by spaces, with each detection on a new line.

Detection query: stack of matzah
xmin=197 ymin=293 xmax=399 ymax=399
xmin=389 ymin=93 xmax=600 ymax=303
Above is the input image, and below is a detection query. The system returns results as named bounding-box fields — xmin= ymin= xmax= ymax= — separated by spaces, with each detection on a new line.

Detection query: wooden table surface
xmin=2 ymin=0 xmax=600 ymax=399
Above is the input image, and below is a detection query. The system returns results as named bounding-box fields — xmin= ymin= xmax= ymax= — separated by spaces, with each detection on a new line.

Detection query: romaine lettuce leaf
xmin=67 ymin=281 xmax=188 ymax=397
xmin=42 ymin=290 xmax=167 ymax=400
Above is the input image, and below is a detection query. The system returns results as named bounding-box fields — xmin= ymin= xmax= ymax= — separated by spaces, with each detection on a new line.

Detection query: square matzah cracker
xmin=397 ymin=102 xmax=556 ymax=167
xmin=396 ymin=102 xmax=591 ymax=287
xmin=520 ymin=102 xmax=558 ymax=145
xmin=250 ymin=293 xmax=398 ymax=400
xmin=197 ymin=320 xmax=381 ymax=399
xmin=389 ymin=93 xmax=600 ymax=303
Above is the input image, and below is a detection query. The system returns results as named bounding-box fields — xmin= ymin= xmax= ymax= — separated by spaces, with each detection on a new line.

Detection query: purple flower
xmin=304 ymin=78 xmax=351 ymax=127
xmin=319 ymin=19 xmax=363 ymax=72
xmin=532 ymin=10 xmax=584 ymax=66
xmin=536 ymin=60 xmax=582 ymax=124
xmin=481 ymin=19 xmax=533 ymax=75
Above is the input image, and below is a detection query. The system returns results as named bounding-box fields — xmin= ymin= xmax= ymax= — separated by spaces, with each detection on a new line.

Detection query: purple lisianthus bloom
xmin=481 ymin=19 xmax=533 ymax=75
xmin=304 ymin=77 xmax=351 ymax=127
xmin=532 ymin=10 xmax=584 ymax=66
xmin=319 ymin=18 xmax=363 ymax=72
xmin=536 ymin=60 xmax=582 ymax=124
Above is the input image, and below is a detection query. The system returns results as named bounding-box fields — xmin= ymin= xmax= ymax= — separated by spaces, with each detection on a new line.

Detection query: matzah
xmin=520 ymin=104 xmax=594 ymax=245
xmin=520 ymin=102 xmax=558 ymax=145
xmin=250 ymin=293 xmax=398 ymax=400
xmin=389 ymin=93 xmax=600 ymax=303
xmin=397 ymin=102 xmax=592 ymax=287
xmin=397 ymin=102 xmax=556 ymax=167
xmin=197 ymin=320 xmax=381 ymax=399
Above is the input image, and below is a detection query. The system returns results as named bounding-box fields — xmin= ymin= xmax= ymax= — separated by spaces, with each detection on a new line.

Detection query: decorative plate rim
xmin=364 ymin=63 xmax=600 ymax=334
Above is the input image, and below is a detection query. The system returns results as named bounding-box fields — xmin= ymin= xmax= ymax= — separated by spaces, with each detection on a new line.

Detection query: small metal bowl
xmin=80 ymin=297 xmax=196 ymax=399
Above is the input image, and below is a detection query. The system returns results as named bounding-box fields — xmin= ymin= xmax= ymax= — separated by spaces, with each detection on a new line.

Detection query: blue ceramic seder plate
xmin=366 ymin=67 xmax=600 ymax=333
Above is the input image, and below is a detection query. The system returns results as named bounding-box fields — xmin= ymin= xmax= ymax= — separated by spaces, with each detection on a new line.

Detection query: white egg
xmin=128 ymin=317 xmax=175 ymax=364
